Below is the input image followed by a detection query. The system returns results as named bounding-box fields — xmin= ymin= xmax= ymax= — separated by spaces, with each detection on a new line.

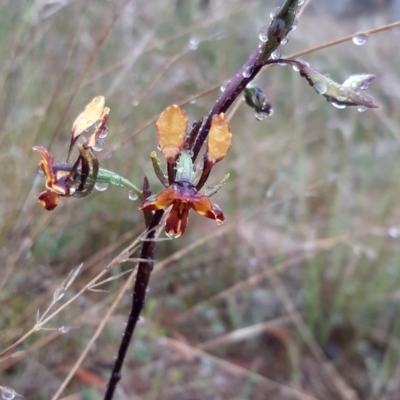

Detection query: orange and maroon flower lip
xmin=139 ymin=180 xmax=224 ymax=237
xmin=33 ymin=96 xmax=109 ymax=210
xmin=33 ymin=146 xmax=74 ymax=210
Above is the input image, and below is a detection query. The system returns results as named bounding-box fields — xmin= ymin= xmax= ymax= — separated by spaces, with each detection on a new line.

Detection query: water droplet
xmin=220 ymin=80 xmax=230 ymax=92
xmin=59 ymin=326 xmax=70 ymax=334
xmin=1 ymin=387 xmax=17 ymax=400
xmin=331 ymin=102 xmax=347 ymax=109
xmin=352 ymin=34 xmax=368 ymax=46
xmin=189 ymin=36 xmax=200 ymax=50
xmin=92 ymin=138 xmax=105 ymax=152
xmin=38 ymin=168 xmax=44 ymax=176
xmin=280 ymin=37 xmax=288 ymax=45
xmin=292 ymin=64 xmax=300 ymax=72
xmin=216 ymin=220 xmax=224 ymax=226
xmin=363 ymin=94 xmax=374 ymax=103
xmin=357 ymin=105 xmax=368 ymax=113
xmin=337 ymin=86 xmax=348 ymax=101
xmin=95 ymin=182 xmax=109 ymax=191
xmin=290 ymin=18 xmax=298 ymax=31
xmin=258 ymin=25 xmax=269 ymax=42
xmin=271 ymin=48 xmax=281 ymax=60
xmin=99 ymin=126 xmax=109 ymax=139
xmin=110 ymin=175 xmax=121 ymax=186
xmin=324 ymin=73 xmax=331 ymax=79
xmin=313 ymin=81 xmax=328 ymax=95
xmin=128 ymin=191 xmax=138 ymax=201
xmin=270 ymin=6 xmax=280 ymax=19
xmin=255 ymin=111 xmax=269 ymax=121
xmin=298 ymin=0 xmax=305 ymax=5
xmin=389 ymin=227 xmax=400 ymax=238
xmin=165 ymin=230 xmax=181 ymax=239
xmin=242 ymin=65 xmax=252 ymax=78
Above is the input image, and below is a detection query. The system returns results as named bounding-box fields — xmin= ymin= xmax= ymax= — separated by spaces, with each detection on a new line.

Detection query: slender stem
xmin=104 ymin=210 xmax=164 ymax=400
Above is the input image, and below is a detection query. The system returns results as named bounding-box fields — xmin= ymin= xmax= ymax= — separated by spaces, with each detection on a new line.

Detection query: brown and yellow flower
xmin=139 ymin=104 xmax=231 ymax=238
xmin=33 ymin=96 xmax=109 ymax=210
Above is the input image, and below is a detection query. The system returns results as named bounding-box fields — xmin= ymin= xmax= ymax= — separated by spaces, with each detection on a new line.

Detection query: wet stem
xmin=104 ymin=5 xmax=289 ymax=399
xmin=104 ymin=56 xmax=270 ymax=400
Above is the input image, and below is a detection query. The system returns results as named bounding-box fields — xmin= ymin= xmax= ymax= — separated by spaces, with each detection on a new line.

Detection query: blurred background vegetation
xmin=1 ymin=0 xmax=400 ymax=399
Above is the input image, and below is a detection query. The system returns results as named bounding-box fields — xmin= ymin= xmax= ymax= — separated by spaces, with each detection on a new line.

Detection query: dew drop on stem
xmin=352 ymin=34 xmax=368 ymax=45
xmin=331 ymin=102 xmax=347 ymax=109
xmin=220 ymin=80 xmax=230 ymax=92
xmin=1 ymin=387 xmax=17 ymax=400
xmin=258 ymin=25 xmax=268 ymax=42
xmin=271 ymin=48 xmax=281 ymax=60
xmin=95 ymin=182 xmax=109 ymax=191
xmin=92 ymin=138 xmax=105 ymax=152
xmin=128 ymin=191 xmax=138 ymax=201
xmin=99 ymin=126 xmax=109 ymax=139
xmin=59 ymin=326 xmax=70 ymax=334
xmin=270 ymin=6 xmax=280 ymax=19
xmin=242 ymin=65 xmax=252 ymax=78
xmin=255 ymin=111 xmax=269 ymax=121
xmin=165 ymin=231 xmax=181 ymax=239
xmin=357 ymin=105 xmax=368 ymax=112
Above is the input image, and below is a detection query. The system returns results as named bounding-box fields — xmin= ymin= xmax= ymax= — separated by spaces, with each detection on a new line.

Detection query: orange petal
xmin=139 ymin=187 xmax=178 ymax=211
xmin=165 ymin=201 xmax=190 ymax=238
xmin=72 ymin=96 xmax=106 ymax=139
xmin=206 ymin=113 xmax=232 ymax=165
xmin=156 ymin=105 xmax=188 ymax=163
xmin=37 ymin=190 xmax=60 ymax=211
xmin=190 ymin=195 xmax=225 ymax=222
xmin=32 ymin=146 xmax=56 ymax=186
xmin=84 ymin=107 xmax=110 ymax=149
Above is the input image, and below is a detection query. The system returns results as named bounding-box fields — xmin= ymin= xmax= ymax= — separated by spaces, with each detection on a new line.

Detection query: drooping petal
xmin=156 ymin=105 xmax=188 ymax=163
xmin=69 ymin=96 xmax=106 ymax=159
xmin=206 ymin=113 xmax=232 ymax=165
xmin=71 ymin=96 xmax=106 ymax=139
xmin=165 ymin=201 xmax=190 ymax=238
xmin=139 ymin=187 xmax=179 ymax=211
xmin=83 ymin=106 xmax=110 ymax=149
xmin=32 ymin=146 xmax=56 ymax=187
xmin=190 ymin=194 xmax=225 ymax=223
xmin=37 ymin=190 xmax=60 ymax=211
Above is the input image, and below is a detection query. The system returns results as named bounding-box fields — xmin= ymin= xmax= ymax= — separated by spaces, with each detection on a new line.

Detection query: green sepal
xmin=150 ymin=151 xmax=168 ymax=187
xmin=205 ymin=173 xmax=230 ymax=197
